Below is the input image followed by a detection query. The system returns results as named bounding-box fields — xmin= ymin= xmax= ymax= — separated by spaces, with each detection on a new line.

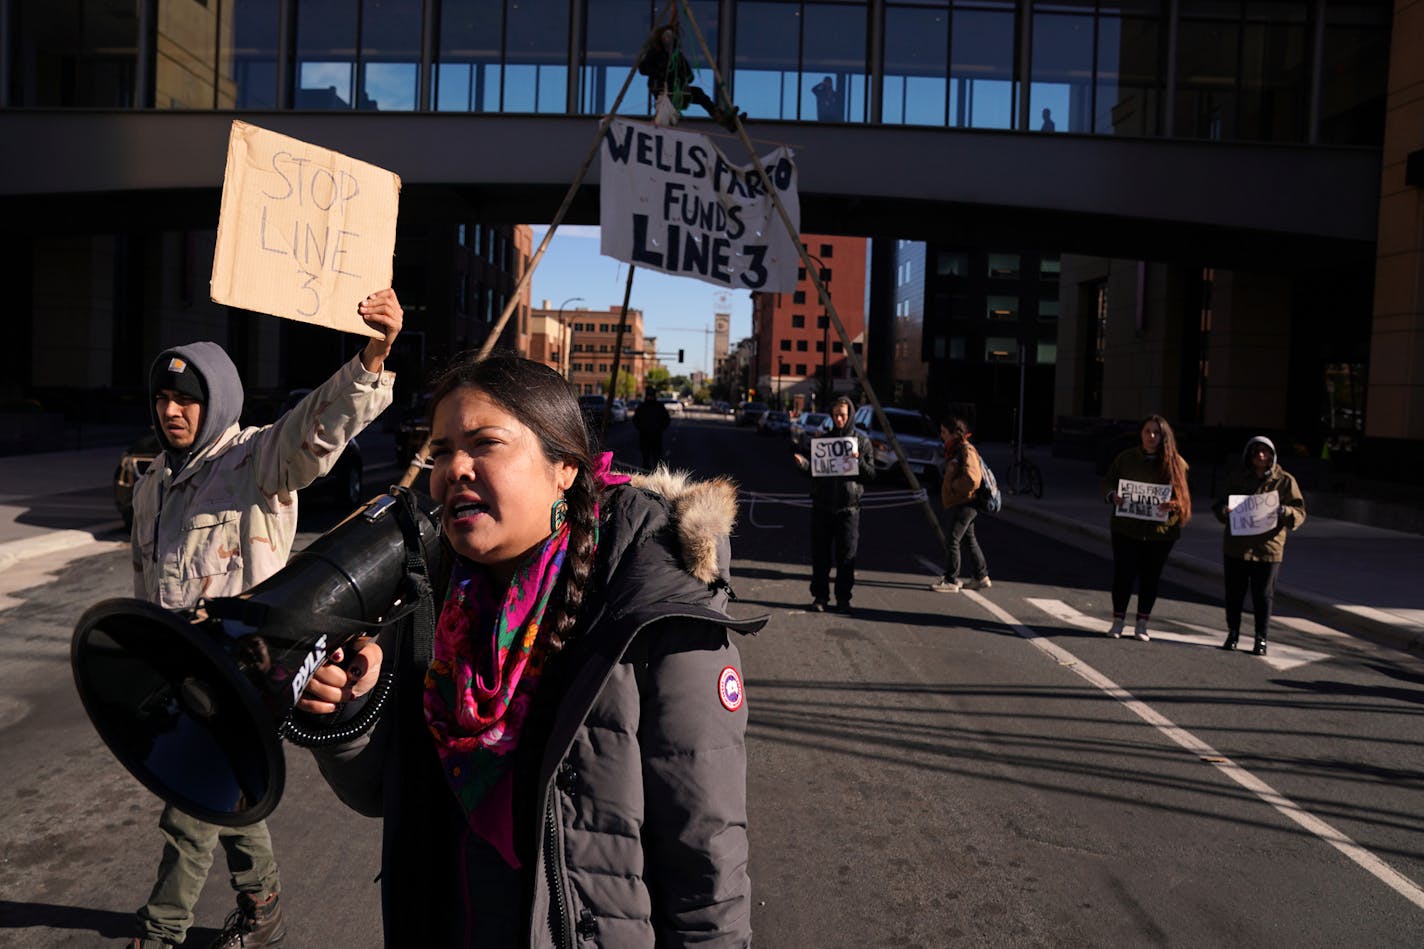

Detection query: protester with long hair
xmin=930 ymin=415 xmax=991 ymax=593
xmin=295 ymin=354 xmax=764 ymax=947
xmin=1212 ymin=436 xmax=1306 ymax=656
xmin=1101 ymin=414 xmax=1191 ymax=640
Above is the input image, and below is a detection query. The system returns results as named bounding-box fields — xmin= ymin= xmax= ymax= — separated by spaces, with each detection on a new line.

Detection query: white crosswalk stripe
xmin=1024 ymin=597 xmax=1332 ymax=672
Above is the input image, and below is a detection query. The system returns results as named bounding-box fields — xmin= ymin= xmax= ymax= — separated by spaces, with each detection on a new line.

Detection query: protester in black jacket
xmin=297 ymin=355 xmax=765 ymax=947
xmin=797 ymin=396 xmax=875 ymax=614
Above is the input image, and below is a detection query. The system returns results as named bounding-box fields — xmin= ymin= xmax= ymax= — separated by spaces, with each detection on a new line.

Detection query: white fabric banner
xmin=600 ymin=118 xmax=800 ymax=292
xmin=1114 ymin=478 xmax=1172 ymax=522
xmin=1228 ymin=490 xmax=1280 ymax=536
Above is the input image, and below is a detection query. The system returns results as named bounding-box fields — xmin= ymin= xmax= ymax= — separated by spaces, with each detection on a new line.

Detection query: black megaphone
xmin=71 ymin=489 xmax=441 ymax=826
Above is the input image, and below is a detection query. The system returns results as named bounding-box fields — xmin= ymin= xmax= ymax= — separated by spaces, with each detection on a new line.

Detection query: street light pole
xmin=556 ymin=296 xmax=584 ymax=381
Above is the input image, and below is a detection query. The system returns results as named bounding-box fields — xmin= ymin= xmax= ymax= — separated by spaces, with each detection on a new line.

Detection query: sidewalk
xmin=976 ymin=442 xmax=1424 ymax=657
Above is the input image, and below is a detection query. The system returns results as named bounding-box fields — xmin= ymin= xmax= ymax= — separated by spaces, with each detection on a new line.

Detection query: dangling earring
xmin=550 ymin=496 xmax=569 ymax=533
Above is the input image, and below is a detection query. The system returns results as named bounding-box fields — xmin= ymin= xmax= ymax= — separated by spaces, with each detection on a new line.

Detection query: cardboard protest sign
xmin=810 ymin=436 xmax=858 ymax=477
xmin=211 ymin=120 xmax=399 ymax=338
xmin=1228 ymin=490 xmax=1279 ymax=536
xmin=600 ymin=118 xmax=800 ymax=292
xmin=1115 ymin=478 xmax=1172 ymax=522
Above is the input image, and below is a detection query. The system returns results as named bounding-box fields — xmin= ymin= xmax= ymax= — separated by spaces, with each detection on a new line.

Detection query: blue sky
xmin=528 ymin=225 xmax=754 ymax=377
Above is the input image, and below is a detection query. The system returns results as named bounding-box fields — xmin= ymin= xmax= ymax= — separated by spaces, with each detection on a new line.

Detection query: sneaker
xmin=1133 ymin=617 xmax=1151 ymax=642
xmin=809 ymin=599 xmax=828 ymax=613
xmin=963 ymin=576 xmax=992 ymax=590
xmin=929 ymin=579 xmax=962 ymax=593
xmin=207 ymin=893 xmax=286 ymax=949
xmin=834 ymin=601 xmax=853 ymax=616
xmin=1107 ymin=617 xmax=1125 ymax=639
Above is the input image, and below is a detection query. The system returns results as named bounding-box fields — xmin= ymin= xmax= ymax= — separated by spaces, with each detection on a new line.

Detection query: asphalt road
xmin=1 ymin=409 xmax=1422 ymax=946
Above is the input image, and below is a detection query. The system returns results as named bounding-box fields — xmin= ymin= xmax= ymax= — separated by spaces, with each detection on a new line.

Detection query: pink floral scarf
xmin=423 ymin=453 xmax=629 ymax=867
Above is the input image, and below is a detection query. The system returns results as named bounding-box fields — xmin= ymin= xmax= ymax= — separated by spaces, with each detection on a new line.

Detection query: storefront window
xmin=1318 ymin=2 xmax=1388 ymax=145
xmin=297 ymin=0 xmax=359 ymax=108
xmin=952 ymin=3 xmax=1018 ymax=129
xmin=581 ymin=1 xmax=720 ymax=116
xmin=735 ymin=0 xmax=867 ymax=122
xmin=360 ymin=0 xmax=423 ymax=111
xmin=226 ymin=0 xmax=281 ymax=109
xmin=503 ymin=0 xmax=570 ymax=112
xmin=883 ymin=4 xmax=950 ymax=126
xmin=436 ymin=0 xmax=504 ymax=112
xmin=12 ymin=0 xmax=138 ymax=107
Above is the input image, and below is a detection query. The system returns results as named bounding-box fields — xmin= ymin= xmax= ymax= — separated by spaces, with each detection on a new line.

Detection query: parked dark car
xmin=757 ymin=409 xmax=792 ymax=436
xmin=735 ymin=401 xmax=769 ymax=426
xmin=791 ymin=411 xmax=832 ymax=453
xmin=114 ymin=389 xmax=365 ymax=529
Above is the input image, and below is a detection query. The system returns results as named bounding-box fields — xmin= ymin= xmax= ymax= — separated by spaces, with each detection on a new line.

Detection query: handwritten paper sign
xmin=1115 ymin=478 xmax=1172 ymax=522
xmin=600 ymin=118 xmax=800 ymax=292
xmin=1228 ymin=490 xmax=1279 ymax=536
xmin=811 ymin=436 xmax=858 ymax=477
xmin=211 ymin=120 xmax=400 ymax=337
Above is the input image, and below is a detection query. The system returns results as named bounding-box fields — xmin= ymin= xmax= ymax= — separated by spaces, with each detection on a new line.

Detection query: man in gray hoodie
xmin=124 ymin=290 xmax=402 ymax=949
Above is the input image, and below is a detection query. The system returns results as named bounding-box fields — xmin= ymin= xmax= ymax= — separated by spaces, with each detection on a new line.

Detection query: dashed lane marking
xmin=965 ymin=589 xmax=1424 ymax=912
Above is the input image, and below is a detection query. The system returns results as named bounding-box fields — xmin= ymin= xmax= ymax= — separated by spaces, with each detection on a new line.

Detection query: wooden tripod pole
xmin=674 ymin=0 xmax=948 ymax=550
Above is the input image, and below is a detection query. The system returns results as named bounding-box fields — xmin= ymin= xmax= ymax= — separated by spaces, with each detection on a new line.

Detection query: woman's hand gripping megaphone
xmin=295 ymin=637 xmax=384 ymax=716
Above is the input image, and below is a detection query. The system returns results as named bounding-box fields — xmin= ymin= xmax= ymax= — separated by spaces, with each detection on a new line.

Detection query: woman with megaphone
xmin=295 ymin=354 xmax=765 ymax=947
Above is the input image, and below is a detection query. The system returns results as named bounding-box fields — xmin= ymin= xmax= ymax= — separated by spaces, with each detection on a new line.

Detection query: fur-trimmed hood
xmin=628 ymin=467 xmax=739 ymax=584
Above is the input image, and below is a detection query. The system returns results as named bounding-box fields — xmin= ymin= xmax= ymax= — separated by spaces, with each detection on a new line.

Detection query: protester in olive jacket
xmin=930 ymin=416 xmax=990 ymax=593
xmin=297 ymin=356 xmax=765 ymax=948
xmin=1211 ymin=435 xmax=1306 ymax=655
xmin=1101 ymin=414 xmax=1192 ymax=641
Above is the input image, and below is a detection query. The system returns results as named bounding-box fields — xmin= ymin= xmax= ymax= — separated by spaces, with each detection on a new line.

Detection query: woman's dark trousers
xmin=1223 ymin=557 xmax=1281 ymax=637
xmin=811 ymin=505 xmax=860 ymax=604
xmin=942 ymin=504 xmax=988 ymax=581
xmin=1110 ymin=532 xmax=1175 ymax=615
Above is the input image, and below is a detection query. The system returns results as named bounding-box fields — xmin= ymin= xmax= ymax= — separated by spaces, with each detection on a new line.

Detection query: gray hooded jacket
xmin=131 ymin=342 xmax=394 ymax=608
xmin=310 ymin=471 xmax=767 ymax=948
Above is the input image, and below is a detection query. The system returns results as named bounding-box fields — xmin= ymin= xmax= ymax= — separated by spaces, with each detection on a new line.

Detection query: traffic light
xmin=678 ymin=349 xmax=685 ymax=362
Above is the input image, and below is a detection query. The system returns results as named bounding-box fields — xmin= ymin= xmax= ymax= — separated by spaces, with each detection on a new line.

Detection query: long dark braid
xmin=427 ymin=352 xmax=602 ymax=650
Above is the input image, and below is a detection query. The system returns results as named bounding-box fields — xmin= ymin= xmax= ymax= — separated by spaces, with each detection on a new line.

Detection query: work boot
xmin=208 ymin=892 xmax=286 ymax=948
xmin=1221 ymin=631 xmax=1239 ymax=651
xmin=1252 ymin=633 xmax=1268 ymax=657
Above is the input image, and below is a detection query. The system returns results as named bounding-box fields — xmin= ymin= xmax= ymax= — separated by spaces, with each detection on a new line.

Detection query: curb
xmin=997 ymin=499 xmax=1424 ymax=659
xmin=0 ymin=523 xmax=126 ymax=572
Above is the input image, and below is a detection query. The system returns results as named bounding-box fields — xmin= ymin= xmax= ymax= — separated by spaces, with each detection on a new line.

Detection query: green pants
xmin=136 ymin=804 xmax=280 ymax=944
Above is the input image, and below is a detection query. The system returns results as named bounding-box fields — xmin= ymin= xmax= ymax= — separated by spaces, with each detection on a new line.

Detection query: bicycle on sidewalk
xmin=1004 ymin=440 xmax=1044 ymax=498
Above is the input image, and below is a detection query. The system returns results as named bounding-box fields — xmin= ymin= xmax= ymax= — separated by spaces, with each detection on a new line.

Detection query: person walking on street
xmin=1212 ymin=436 xmax=1306 ymax=656
xmin=632 ymin=387 xmax=672 ymax=469
xmin=930 ymin=416 xmax=991 ymax=593
xmin=1102 ymin=414 xmax=1191 ymax=641
xmin=123 ymin=290 xmax=403 ymax=949
xmin=294 ymin=355 xmax=765 ymax=947
xmin=800 ymin=396 xmax=875 ymax=613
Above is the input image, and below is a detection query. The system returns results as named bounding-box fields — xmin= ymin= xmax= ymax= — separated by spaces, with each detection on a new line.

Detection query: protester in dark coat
xmin=796 ymin=396 xmax=875 ymax=613
xmin=633 ymin=387 xmax=672 ymax=469
xmin=297 ymin=356 xmax=765 ymax=947
xmin=1101 ymin=414 xmax=1192 ymax=641
xmin=1212 ymin=435 xmax=1306 ymax=655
